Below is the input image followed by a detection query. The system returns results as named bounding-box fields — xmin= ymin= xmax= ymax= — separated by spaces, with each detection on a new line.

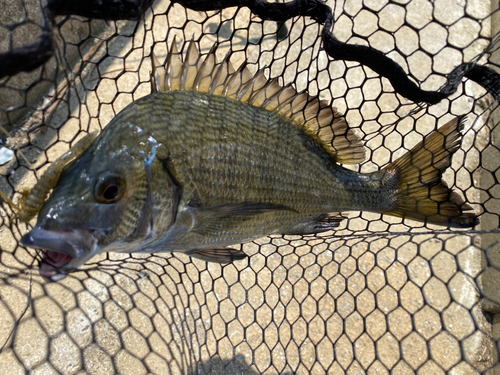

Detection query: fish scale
xmin=132 ymin=91 xmax=345 ymax=213
xmin=19 ymin=41 xmax=477 ymax=280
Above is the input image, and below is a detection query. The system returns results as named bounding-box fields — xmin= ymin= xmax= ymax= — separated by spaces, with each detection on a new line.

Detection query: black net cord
xmin=0 ymin=0 xmax=500 ymax=374
xmin=2 ymin=0 xmax=499 ymax=105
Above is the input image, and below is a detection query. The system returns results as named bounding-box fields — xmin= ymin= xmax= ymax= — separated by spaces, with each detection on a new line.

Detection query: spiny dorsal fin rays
xmin=281 ymin=92 xmax=308 ymax=118
xmin=210 ymin=51 xmax=236 ymax=95
xmin=248 ymin=77 xmax=282 ymax=107
xmin=237 ymin=69 xmax=268 ymax=103
xmin=165 ymin=36 xmax=183 ymax=91
xmin=150 ymin=40 xmax=366 ymax=164
xmin=181 ymin=40 xmax=203 ymax=91
xmin=194 ymin=44 xmax=217 ymax=92
xmin=261 ymin=84 xmax=296 ymax=112
xmin=224 ymin=61 xmax=253 ymax=98
xmin=150 ymin=52 xmax=164 ymax=93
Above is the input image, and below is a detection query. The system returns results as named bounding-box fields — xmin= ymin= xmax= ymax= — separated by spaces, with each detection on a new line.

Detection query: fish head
xmin=21 ymin=122 xmax=163 ymax=281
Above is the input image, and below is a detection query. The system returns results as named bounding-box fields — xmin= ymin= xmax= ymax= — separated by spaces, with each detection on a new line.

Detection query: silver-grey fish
xmin=20 ymin=40 xmax=477 ymax=281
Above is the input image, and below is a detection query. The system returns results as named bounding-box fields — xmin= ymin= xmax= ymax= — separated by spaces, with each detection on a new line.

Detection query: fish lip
xmin=21 ymin=228 xmax=100 ymax=282
xmin=21 ymin=228 xmax=90 ymax=258
xmin=39 ymin=252 xmax=73 ymax=282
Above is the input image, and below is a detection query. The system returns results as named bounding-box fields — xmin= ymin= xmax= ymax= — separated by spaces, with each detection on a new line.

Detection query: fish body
xmin=20 ymin=41 xmax=477 ymax=280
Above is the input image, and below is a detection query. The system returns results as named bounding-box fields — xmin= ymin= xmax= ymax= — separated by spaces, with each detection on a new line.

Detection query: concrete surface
xmin=0 ymin=0 xmax=102 ymax=131
xmin=0 ymin=0 xmax=498 ymax=374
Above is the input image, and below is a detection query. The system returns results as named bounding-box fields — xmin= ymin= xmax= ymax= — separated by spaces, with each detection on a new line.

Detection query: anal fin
xmin=187 ymin=248 xmax=247 ymax=263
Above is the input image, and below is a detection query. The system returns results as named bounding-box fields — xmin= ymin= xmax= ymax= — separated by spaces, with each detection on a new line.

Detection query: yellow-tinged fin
xmin=151 ymin=40 xmax=366 ymax=164
xmin=166 ymin=36 xmax=183 ymax=91
xmin=384 ymin=117 xmax=477 ymax=228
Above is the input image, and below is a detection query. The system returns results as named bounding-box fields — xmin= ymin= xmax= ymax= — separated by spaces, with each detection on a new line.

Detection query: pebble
xmin=0 ymin=147 xmax=14 ymax=165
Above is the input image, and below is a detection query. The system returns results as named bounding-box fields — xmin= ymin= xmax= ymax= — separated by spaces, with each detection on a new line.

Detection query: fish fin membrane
xmin=313 ymin=212 xmax=346 ymax=232
xmin=187 ymin=247 xmax=247 ymax=264
xmin=190 ymin=202 xmax=296 ymax=236
xmin=287 ymin=212 xmax=346 ymax=235
xmin=384 ymin=117 xmax=477 ymax=228
xmin=150 ymin=40 xmax=366 ymax=165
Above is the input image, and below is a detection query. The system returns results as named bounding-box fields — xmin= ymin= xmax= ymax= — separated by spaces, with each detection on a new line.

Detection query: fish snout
xmin=21 ymin=227 xmax=94 ymax=259
xmin=21 ymin=228 xmax=100 ymax=282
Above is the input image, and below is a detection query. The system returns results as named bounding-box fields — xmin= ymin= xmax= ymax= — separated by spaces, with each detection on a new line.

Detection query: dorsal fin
xmin=195 ymin=44 xmax=217 ymax=92
xmin=166 ymin=36 xmax=183 ymax=91
xmin=181 ymin=40 xmax=203 ymax=90
xmin=151 ymin=40 xmax=366 ymax=164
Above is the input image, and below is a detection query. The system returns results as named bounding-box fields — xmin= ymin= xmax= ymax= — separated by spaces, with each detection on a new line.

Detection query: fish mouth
xmin=39 ymin=251 xmax=74 ymax=282
xmin=21 ymin=228 xmax=100 ymax=282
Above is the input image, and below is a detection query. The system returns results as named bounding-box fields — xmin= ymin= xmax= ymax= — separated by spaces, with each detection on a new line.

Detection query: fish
xmin=19 ymin=39 xmax=477 ymax=281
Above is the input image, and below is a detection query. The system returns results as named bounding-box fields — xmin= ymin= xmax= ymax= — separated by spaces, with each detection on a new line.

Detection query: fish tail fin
xmin=383 ymin=117 xmax=477 ymax=228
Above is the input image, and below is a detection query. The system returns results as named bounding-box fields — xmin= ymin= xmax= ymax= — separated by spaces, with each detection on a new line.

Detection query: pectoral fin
xmin=187 ymin=248 xmax=247 ymax=263
xmin=188 ymin=202 xmax=296 ymax=236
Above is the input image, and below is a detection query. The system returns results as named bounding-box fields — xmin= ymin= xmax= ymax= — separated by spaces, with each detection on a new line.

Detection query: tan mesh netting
xmin=0 ymin=0 xmax=499 ymax=373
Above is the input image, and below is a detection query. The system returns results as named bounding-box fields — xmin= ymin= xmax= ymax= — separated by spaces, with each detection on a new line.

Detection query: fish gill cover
xmin=0 ymin=0 xmax=499 ymax=374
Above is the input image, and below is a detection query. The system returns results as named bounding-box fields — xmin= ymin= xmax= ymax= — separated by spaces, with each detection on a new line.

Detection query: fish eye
xmin=94 ymin=173 xmax=126 ymax=204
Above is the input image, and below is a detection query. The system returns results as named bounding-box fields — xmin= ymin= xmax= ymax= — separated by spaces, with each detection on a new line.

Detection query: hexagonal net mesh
xmin=0 ymin=0 xmax=500 ymax=374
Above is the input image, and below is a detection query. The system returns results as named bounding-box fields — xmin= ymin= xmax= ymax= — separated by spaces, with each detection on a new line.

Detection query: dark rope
xmin=0 ymin=4 xmax=54 ymax=79
xmin=171 ymin=0 xmax=330 ymax=23
xmin=1 ymin=0 xmax=499 ymax=105
xmin=47 ymin=0 xmax=156 ymax=19
xmin=321 ymin=26 xmax=448 ymax=104
xmin=465 ymin=65 xmax=500 ymax=102
xmin=0 ymin=29 xmax=54 ymax=79
xmin=174 ymin=0 xmax=500 ymax=104
xmin=0 ymin=0 xmax=154 ymax=80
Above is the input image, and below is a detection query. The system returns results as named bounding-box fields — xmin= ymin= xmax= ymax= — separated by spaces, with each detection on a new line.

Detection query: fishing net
xmin=0 ymin=0 xmax=499 ymax=373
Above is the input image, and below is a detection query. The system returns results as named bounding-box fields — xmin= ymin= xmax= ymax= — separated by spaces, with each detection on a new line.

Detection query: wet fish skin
xmin=111 ymin=91 xmax=395 ymax=246
xmin=20 ymin=41 xmax=476 ymax=281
